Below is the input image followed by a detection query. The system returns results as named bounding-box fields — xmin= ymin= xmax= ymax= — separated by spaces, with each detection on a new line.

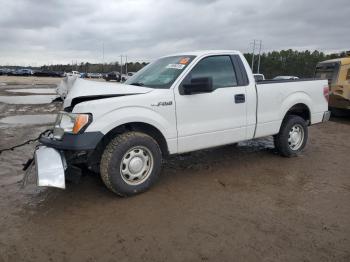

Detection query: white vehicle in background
xmin=88 ymin=73 xmax=103 ymax=79
xmin=273 ymin=75 xmax=299 ymax=80
xmin=67 ymin=71 xmax=80 ymax=77
xmin=253 ymin=73 xmax=265 ymax=82
xmin=27 ymin=50 xmax=330 ymax=196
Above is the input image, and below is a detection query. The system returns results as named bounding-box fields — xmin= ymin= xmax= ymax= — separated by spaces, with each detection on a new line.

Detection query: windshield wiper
xmin=129 ymin=82 xmax=145 ymax=86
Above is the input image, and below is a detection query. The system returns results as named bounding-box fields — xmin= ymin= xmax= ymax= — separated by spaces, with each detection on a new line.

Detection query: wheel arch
xmin=101 ymin=121 xmax=169 ymax=154
xmin=283 ymin=103 xmax=311 ymax=125
xmin=87 ymin=122 xmax=169 ymax=172
xmin=279 ymin=90 xmax=313 ymax=124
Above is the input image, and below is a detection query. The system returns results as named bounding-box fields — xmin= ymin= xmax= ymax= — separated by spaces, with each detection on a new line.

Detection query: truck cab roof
xmin=164 ymin=50 xmax=241 ymax=57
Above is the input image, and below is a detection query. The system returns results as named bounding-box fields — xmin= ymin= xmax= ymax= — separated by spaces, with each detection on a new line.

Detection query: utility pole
xmin=257 ymin=40 xmax=262 ymax=74
xmin=102 ymin=42 xmax=105 ymax=73
xmin=125 ymin=55 xmax=128 ymax=76
xmin=120 ymin=55 xmax=123 ymax=81
xmin=251 ymin=40 xmax=256 ymax=73
xmin=102 ymin=42 xmax=105 ymax=63
xmin=251 ymin=39 xmax=263 ymax=74
xmin=119 ymin=55 xmax=128 ymax=81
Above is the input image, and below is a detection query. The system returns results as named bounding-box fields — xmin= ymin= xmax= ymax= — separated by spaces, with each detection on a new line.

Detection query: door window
xmin=185 ymin=56 xmax=238 ymax=89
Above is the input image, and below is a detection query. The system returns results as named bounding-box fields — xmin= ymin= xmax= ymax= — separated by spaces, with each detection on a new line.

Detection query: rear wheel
xmin=274 ymin=115 xmax=308 ymax=157
xmin=100 ymin=132 xmax=162 ymax=196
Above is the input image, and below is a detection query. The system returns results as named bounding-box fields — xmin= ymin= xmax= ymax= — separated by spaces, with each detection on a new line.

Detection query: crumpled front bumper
xmin=24 ymin=146 xmax=67 ymax=189
xmin=39 ymin=131 xmax=103 ymax=151
xmin=23 ymin=130 xmax=103 ymax=189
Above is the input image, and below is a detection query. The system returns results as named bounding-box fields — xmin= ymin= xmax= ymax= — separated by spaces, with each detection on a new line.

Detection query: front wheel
xmin=100 ymin=132 xmax=162 ymax=196
xmin=274 ymin=115 xmax=308 ymax=157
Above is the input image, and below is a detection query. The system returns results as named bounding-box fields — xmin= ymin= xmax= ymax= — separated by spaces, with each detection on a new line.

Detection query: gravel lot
xmin=0 ymin=76 xmax=349 ymax=262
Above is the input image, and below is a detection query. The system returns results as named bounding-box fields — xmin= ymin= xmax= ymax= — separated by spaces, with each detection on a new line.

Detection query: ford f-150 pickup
xmin=26 ymin=50 xmax=330 ymax=196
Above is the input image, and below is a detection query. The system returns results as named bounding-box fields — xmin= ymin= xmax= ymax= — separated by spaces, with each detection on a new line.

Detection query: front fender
xmin=89 ymin=106 xmax=174 ymax=137
xmin=85 ymin=106 xmax=177 ymax=153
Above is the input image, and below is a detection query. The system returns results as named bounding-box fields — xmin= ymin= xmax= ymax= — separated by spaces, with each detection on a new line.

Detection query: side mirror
xmin=182 ymin=77 xmax=214 ymax=95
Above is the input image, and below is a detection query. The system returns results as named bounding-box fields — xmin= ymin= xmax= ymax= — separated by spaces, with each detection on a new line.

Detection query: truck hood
xmin=62 ymin=78 xmax=153 ymax=109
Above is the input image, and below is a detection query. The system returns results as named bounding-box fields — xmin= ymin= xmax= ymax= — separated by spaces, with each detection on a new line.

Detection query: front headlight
xmin=53 ymin=112 xmax=91 ymax=139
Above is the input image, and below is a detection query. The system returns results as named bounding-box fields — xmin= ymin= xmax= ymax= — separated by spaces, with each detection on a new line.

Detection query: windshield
xmin=125 ymin=55 xmax=195 ymax=89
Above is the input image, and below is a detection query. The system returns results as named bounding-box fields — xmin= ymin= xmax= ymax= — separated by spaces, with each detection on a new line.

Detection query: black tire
xmin=274 ymin=115 xmax=308 ymax=157
xmin=100 ymin=132 xmax=162 ymax=196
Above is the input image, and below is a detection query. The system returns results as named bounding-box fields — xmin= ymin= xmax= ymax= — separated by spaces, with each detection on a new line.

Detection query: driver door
xmin=174 ymin=55 xmax=247 ymax=153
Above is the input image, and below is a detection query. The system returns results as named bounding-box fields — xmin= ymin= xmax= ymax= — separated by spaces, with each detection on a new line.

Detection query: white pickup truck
xmin=28 ymin=50 xmax=330 ymax=196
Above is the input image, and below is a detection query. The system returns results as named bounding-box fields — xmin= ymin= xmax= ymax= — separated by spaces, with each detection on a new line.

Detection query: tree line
xmin=41 ymin=61 xmax=148 ymax=74
xmin=9 ymin=49 xmax=346 ymax=78
xmin=243 ymin=49 xmax=348 ymax=79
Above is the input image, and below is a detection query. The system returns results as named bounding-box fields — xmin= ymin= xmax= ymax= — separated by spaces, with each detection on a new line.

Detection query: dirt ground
xmin=0 ymin=76 xmax=349 ymax=262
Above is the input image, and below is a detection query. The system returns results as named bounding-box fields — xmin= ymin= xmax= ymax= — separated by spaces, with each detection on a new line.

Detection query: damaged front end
xmin=56 ymin=76 xmax=79 ymax=100
xmin=22 ymin=112 xmax=103 ymax=189
xmin=23 ymin=146 xmax=67 ymax=189
xmin=23 ymin=77 xmax=152 ymax=190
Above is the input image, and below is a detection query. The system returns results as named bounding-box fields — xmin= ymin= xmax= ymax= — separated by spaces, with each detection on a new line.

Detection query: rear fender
xmin=280 ymin=91 xmax=312 ymax=122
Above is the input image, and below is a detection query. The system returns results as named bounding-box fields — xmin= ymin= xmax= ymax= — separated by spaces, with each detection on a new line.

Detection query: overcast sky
xmin=0 ymin=0 xmax=349 ymax=66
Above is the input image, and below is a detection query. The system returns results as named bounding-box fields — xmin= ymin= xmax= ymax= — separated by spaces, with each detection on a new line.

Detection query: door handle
xmin=235 ymin=94 xmax=245 ymax=103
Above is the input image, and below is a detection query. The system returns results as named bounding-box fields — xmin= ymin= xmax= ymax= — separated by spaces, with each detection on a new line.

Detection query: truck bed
xmin=257 ymin=78 xmax=317 ymax=85
xmin=254 ymin=79 xmax=328 ymax=138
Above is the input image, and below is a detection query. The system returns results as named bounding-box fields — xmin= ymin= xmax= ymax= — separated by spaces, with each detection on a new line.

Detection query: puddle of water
xmin=6 ymin=88 xmax=56 ymax=94
xmin=0 ymin=114 xmax=57 ymax=126
xmin=0 ymin=95 xmax=57 ymax=104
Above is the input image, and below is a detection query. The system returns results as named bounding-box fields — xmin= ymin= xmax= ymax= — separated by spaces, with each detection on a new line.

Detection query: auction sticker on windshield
xmin=166 ymin=64 xmax=186 ymax=70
